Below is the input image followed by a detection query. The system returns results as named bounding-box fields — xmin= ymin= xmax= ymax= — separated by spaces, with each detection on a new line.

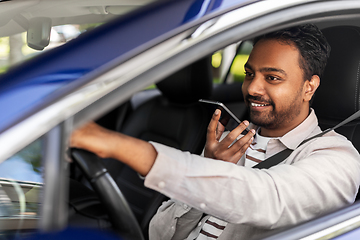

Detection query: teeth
xmin=251 ymin=103 xmax=268 ymax=107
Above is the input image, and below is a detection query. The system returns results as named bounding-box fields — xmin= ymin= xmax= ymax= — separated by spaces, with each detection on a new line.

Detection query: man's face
xmin=242 ymin=39 xmax=311 ymax=137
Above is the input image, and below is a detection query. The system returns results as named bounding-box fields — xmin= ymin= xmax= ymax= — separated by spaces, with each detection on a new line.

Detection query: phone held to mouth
xmin=199 ymin=99 xmax=249 ymax=135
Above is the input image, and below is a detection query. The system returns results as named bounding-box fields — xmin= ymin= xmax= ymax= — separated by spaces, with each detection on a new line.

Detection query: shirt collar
xmin=279 ymin=108 xmax=320 ymax=150
xmin=249 ymin=108 xmax=320 ymax=150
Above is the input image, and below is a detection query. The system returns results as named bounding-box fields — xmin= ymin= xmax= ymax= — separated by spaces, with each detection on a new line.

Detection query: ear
xmin=303 ymin=75 xmax=320 ymax=102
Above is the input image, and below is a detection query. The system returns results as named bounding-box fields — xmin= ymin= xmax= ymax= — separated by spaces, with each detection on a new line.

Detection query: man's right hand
xmin=70 ymin=122 xmax=158 ymax=176
xmin=70 ymin=121 xmax=114 ymax=159
xmin=204 ymin=109 xmax=255 ymax=164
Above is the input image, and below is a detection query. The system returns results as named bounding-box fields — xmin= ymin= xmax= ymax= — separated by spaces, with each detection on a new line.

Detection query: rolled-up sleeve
xmin=145 ymin=136 xmax=360 ymax=229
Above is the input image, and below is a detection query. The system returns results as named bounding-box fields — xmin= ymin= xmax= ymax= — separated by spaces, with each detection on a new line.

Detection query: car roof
xmin=0 ymin=0 xmax=254 ymax=134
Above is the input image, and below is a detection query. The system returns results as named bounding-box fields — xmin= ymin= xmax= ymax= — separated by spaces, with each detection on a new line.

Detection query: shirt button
xmin=158 ymin=181 xmax=166 ymax=188
xmin=197 ymin=222 xmax=202 ymax=227
xmin=183 ymin=204 xmax=188 ymax=209
xmin=200 ymin=203 xmax=206 ymax=209
xmin=171 ymin=225 xmax=175 ymax=230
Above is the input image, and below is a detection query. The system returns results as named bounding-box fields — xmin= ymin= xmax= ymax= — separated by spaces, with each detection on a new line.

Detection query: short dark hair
xmin=253 ymin=24 xmax=331 ymax=80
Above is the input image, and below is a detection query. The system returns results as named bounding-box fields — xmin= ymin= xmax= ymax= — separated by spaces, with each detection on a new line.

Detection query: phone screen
xmin=216 ymin=105 xmax=243 ymax=132
xmin=199 ymin=99 xmax=249 ymax=134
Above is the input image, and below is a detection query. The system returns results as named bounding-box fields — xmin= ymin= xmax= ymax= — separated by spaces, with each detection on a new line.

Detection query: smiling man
xmin=71 ymin=24 xmax=360 ymax=240
xmin=243 ymin=39 xmax=313 ymax=137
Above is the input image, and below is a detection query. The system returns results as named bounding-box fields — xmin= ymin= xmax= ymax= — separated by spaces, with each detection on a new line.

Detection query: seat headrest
xmin=156 ymin=56 xmax=213 ymax=104
xmin=312 ymin=26 xmax=360 ymax=121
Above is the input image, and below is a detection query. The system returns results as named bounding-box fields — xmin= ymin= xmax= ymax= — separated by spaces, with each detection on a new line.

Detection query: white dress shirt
xmin=146 ymin=109 xmax=360 ymax=239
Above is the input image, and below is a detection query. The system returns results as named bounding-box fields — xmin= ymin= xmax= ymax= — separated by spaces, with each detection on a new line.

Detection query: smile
xmin=251 ymin=102 xmax=270 ymax=107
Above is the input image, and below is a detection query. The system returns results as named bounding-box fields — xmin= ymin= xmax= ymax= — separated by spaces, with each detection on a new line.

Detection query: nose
xmin=244 ymin=75 xmax=265 ymax=97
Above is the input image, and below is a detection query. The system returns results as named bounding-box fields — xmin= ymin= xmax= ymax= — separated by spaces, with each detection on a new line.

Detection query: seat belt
xmin=253 ymin=110 xmax=360 ymax=169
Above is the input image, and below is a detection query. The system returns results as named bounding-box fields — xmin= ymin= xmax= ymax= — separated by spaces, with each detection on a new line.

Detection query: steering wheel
xmin=71 ymin=148 xmax=144 ymax=240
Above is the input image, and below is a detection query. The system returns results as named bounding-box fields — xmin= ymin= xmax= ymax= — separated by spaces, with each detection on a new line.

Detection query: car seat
xmin=312 ymin=26 xmax=360 ymax=201
xmin=103 ymin=56 xmax=214 ymax=238
xmin=312 ymin=25 xmax=360 ymax=153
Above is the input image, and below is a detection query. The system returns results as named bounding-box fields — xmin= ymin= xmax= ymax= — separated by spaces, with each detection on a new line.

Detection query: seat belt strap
xmin=253 ymin=110 xmax=360 ymax=170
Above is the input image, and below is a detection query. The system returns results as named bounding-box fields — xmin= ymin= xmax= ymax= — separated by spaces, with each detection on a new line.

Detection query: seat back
xmin=121 ymin=56 xmax=213 ymax=151
xmin=105 ymin=57 xmax=213 ymax=238
xmin=312 ymin=26 xmax=360 ymax=153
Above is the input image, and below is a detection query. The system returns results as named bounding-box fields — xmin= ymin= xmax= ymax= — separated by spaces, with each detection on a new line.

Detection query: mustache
xmin=245 ymin=95 xmax=273 ymax=105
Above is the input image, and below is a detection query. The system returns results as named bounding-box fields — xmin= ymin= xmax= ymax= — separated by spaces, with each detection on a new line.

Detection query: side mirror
xmin=27 ymin=17 xmax=52 ymax=50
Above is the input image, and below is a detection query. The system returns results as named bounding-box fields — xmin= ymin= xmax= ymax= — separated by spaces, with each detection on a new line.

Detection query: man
xmin=71 ymin=24 xmax=360 ymax=239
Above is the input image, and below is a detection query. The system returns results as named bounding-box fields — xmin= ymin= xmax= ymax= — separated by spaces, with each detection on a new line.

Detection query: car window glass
xmin=212 ymin=50 xmax=223 ymax=83
xmin=228 ymin=41 xmax=253 ymax=83
xmin=0 ymin=23 xmax=97 ymax=75
xmin=0 ymin=138 xmax=43 ymax=238
xmin=214 ymin=40 xmax=253 ymax=84
xmin=225 ymin=41 xmax=253 ymax=83
xmin=0 ymin=0 xmax=157 ymax=76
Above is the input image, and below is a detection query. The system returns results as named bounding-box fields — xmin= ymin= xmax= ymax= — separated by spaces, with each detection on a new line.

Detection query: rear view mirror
xmin=27 ymin=17 xmax=51 ymax=50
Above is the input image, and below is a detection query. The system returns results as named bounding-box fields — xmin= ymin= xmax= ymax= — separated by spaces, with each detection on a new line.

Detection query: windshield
xmin=0 ymin=0 xmax=156 ymax=75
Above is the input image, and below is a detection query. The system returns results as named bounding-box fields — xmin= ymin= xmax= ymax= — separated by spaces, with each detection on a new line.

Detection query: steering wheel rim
xmin=71 ymin=148 xmax=144 ymax=240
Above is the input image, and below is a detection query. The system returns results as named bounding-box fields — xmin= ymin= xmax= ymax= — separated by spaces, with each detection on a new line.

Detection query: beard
xmin=245 ymin=92 xmax=303 ymax=130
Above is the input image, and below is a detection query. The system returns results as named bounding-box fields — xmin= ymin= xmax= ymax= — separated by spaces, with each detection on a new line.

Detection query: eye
xmin=244 ymin=71 xmax=254 ymax=78
xmin=267 ymin=75 xmax=281 ymax=81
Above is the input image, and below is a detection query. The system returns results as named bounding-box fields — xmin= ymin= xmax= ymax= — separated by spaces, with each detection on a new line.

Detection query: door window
xmin=0 ymin=138 xmax=43 ymax=237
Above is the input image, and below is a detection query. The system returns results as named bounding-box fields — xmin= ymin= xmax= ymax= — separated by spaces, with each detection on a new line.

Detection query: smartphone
xmin=199 ymin=99 xmax=249 ymax=134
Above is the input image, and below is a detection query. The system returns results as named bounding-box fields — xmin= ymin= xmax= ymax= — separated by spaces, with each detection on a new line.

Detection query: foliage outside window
xmin=211 ymin=41 xmax=253 ymax=83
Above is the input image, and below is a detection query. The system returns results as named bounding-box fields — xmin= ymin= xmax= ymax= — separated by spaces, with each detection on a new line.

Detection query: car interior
xmin=68 ymin=55 xmax=249 ymax=238
xmin=312 ymin=25 xmax=360 ymax=156
xmin=66 ymin=23 xmax=360 ymax=239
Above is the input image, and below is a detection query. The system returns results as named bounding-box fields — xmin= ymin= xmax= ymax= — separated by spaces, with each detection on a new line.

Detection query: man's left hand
xmin=204 ymin=109 xmax=255 ymax=164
